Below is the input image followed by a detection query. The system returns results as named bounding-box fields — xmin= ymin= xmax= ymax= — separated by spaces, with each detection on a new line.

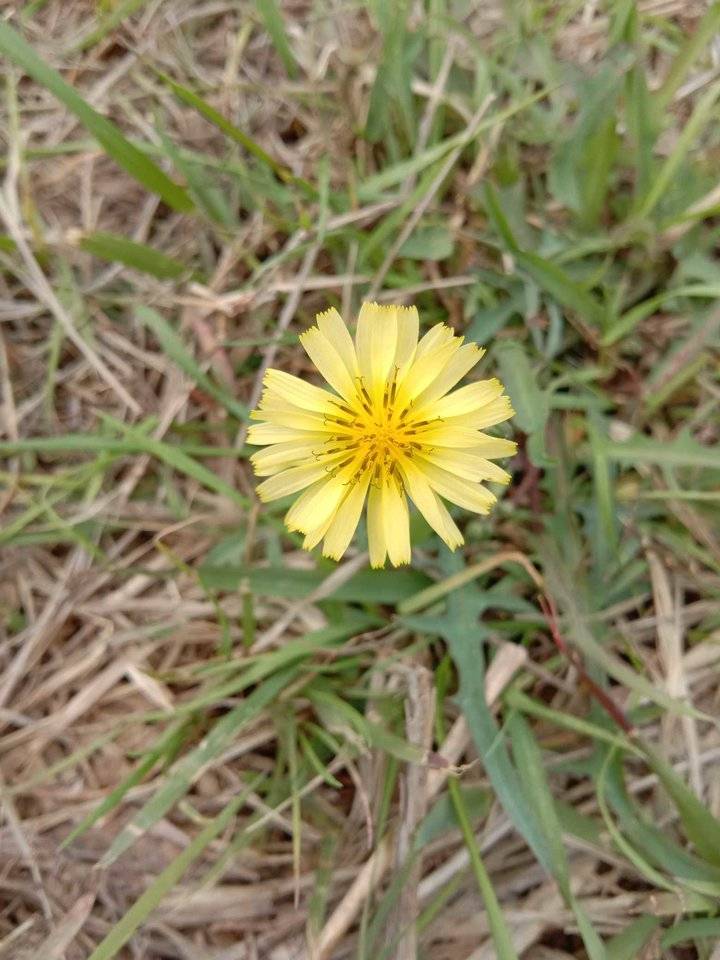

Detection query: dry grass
xmin=1 ymin=1 xmax=720 ymax=958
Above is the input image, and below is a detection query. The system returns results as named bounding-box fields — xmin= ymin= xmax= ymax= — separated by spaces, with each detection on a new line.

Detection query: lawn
xmin=1 ymin=1 xmax=720 ymax=958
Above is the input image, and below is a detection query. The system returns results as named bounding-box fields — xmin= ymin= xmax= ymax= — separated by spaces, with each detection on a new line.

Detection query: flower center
xmin=320 ymin=379 xmax=439 ymax=484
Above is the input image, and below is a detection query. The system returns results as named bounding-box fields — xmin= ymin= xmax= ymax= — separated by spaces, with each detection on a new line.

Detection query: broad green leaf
xmin=200 ymin=563 xmax=431 ymax=603
xmin=494 ymin=340 xmax=549 ymax=435
xmin=398 ymin=225 xmax=454 ymax=260
xmin=515 ymin=250 xmax=607 ymax=328
xmin=438 ymin=555 xmax=553 ymax=875
xmin=509 ymin=713 xmax=607 ymax=960
xmin=484 ymin=182 xmax=520 ymax=253
xmin=599 ymin=749 xmax=720 ymax=895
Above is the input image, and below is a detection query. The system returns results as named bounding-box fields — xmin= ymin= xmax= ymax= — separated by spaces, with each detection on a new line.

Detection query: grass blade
xmin=447 ymin=775 xmax=519 ymax=960
xmin=136 ymin=306 xmax=247 ymax=420
xmin=99 ymin=668 xmax=292 ymax=866
xmin=254 ymin=0 xmax=299 ymax=78
xmin=0 ymin=22 xmax=193 ymax=212
xmin=78 ymin=232 xmax=187 ymax=280
xmin=87 ymin=779 xmax=261 ymax=960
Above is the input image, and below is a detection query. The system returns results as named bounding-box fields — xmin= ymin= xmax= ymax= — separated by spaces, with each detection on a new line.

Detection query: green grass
xmin=1 ymin=2 xmax=720 ymax=958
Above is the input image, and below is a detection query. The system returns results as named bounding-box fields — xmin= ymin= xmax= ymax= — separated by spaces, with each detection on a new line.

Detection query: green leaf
xmin=599 ymin=749 xmax=720 ymax=895
xmin=642 ymin=744 xmax=720 ymax=866
xmin=364 ymin=0 xmax=414 ymax=144
xmin=606 ymin=917 xmax=660 ymax=960
xmin=580 ymin=113 xmax=619 ymax=228
xmin=494 ymin=340 xmax=549 ymax=435
xmin=438 ymin=556 xmax=553 ymax=875
xmin=78 ymin=232 xmax=187 ymax=280
xmin=157 ymin=128 xmax=234 ymax=227
xmin=199 ymin=564 xmax=432 ymax=603
xmin=398 ymin=225 xmax=454 ymax=260
xmin=660 ymin=917 xmax=720 ymax=949
xmin=72 ymin=0 xmax=153 ymax=52
xmin=542 ymin=545 xmax=712 ymax=721
xmin=484 ymin=182 xmax=520 ymax=253
xmin=597 ymin=432 xmax=720 ymax=471
xmin=515 ymin=250 xmax=607 ymax=328
xmin=62 ymin=721 xmax=189 ymax=849
xmin=0 ymin=22 xmax=192 ymax=212
xmin=102 ymin=417 xmax=250 ymax=508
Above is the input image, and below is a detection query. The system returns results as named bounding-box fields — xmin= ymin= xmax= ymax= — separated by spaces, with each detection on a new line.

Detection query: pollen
xmin=247 ymin=302 xmax=516 ymax=568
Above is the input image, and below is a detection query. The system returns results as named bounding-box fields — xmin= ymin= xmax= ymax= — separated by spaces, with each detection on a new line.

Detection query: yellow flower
xmin=247 ymin=302 xmax=516 ymax=568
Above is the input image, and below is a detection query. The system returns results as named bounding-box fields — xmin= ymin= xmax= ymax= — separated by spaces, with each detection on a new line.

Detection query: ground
xmin=1 ymin=1 xmax=720 ymax=958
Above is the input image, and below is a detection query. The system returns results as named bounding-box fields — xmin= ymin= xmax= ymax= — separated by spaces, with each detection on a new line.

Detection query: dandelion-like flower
xmin=248 ymin=303 xmax=515 ymax=567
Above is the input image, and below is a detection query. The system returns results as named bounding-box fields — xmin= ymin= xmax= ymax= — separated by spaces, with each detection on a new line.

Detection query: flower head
xmin=248 ymin=303 xmax=515 ymax=567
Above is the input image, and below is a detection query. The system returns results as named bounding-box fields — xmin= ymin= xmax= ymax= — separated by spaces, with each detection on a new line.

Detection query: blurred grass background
xmin=1 ymin=1 xmax=720 ymax=958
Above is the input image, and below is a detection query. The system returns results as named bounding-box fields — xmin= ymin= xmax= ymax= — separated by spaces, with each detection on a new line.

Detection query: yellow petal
xmin=251 ymin=438 xmax=330 ymax=476
xmin=394 ymin=305 xmax=419 ymax=367
xmin=399 ymin=457 xmax=463 ymax=550
xmin=421 ymin=448 xmax=512 ymax=484
xmin=263 ymin=369 xmax=340 ymax=414
xmin=381 ymin=479 xmax=411 ymax=567
xmin=247 ymin=422 xmax=322 ymax=445
xmin=449 ymin=396 xmax=515 ymax=429
xmin=284 ymin=478 xmax=326 ymax=528
xmin=412 ymin=342 xmax=484 ymax=408
xmin=418 ymin=378 xmax=504 ymax=420
xmin=249 ymin=405 xmax=331 ymax=432
xmin=414 ymin=323 xmax=455 ymax=360
xmin=322 ymin=472 xmax=371 ymax=560
xmin=409 ymin=425 xmax=513 ymax=450
xmin=355 ymin=302 xmax=398 ymax=404
xmin=256 ymin=459 xmax=341 ymax=502
xmin=467 ymin=435 xmax=518 ymax=458
xmin=395 ymin=337 xmax=462 ymax=408
xmin=300 ymin=327 xmax=357 ymax=401
xmin=303 ymin=516 xmax=334 ymax=551
xmin=415 ymin=458 xmax=496 ymax=514
xmin=367 ymin=483 xmax=387 ymax=568
xmin=316 ymin=308 xmax=358 ymax=378
xmin=284 ymin=472 xmax=350 ymax=532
